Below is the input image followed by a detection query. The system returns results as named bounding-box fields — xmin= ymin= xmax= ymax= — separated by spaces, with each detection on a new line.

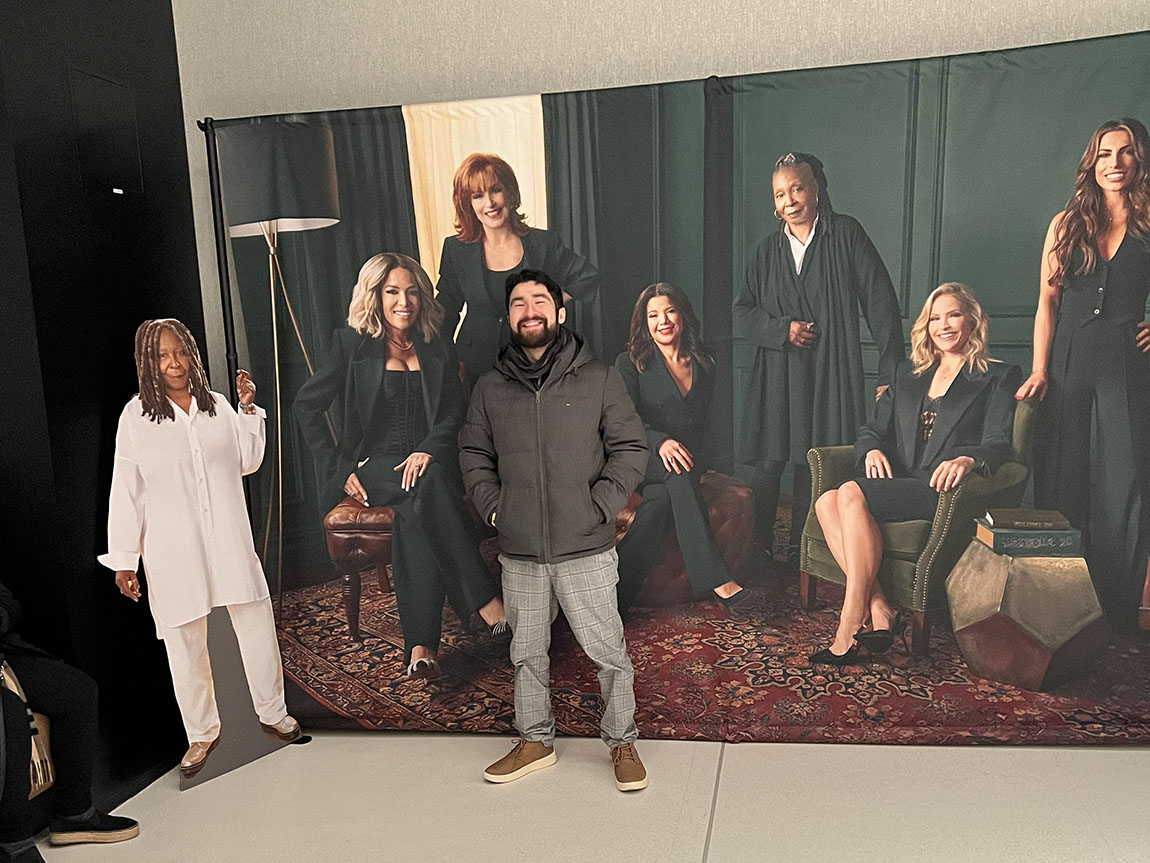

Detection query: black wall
xmin=0 ymin=0 xmax=204 ymax=800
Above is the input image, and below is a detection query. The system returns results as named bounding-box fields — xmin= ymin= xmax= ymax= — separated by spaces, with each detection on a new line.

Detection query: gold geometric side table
xmin=945 ymin=540 xmax=1110 ymax=691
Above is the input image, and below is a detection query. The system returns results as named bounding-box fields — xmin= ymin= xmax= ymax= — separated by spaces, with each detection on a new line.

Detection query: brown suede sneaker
xmin=612 ymin=742 xmax=648 ymax=791
xmin=483 ymin=739 xmax=557 ymax=783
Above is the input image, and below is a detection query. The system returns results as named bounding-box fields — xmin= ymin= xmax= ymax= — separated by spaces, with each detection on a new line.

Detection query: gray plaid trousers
xmin=499 ymin=548 xmax=638 ymax=748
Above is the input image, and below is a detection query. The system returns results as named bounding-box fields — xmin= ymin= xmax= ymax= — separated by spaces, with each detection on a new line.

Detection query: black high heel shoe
xmin=854 ymin=611 xmax=905 ymax=654
xmin=808 ymin=643 xmax=861 ymax=667
xmin=713 ymin=586 xmax=749 ymax=608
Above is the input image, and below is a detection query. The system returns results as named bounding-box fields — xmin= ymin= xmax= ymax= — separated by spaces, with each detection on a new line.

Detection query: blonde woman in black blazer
xmin=295 ymin=254 xmax=506 ymax=679
xmin=810 ymin=283 xmax=1021 ymax=665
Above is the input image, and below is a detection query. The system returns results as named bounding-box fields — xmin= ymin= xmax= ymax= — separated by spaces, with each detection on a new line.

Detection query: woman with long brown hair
xmin=1016 ymin=118 xmax=1150 ymax=628
xmin=294 ymin=254 xmax=506 ymax=678
xmin=436 ymin=153 xmax=598 ymax=386
xmin=100 ymin=319 xmax=300 ymax=778
xmin=811 ymin=284 xmax=1020 ymax=665
xmin=614 ymin=283 xmax=746 ymax=610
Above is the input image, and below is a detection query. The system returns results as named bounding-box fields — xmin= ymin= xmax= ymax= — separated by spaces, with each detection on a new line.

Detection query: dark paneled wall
xmin=723 ymin=33 xmax=1150 ymax=470
xmin=0 ymin=0 xmax=204 ymax=801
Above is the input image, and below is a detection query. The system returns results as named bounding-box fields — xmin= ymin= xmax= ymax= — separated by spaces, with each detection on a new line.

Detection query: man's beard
xmin=510 ymin=317 xmax=559 ymax=349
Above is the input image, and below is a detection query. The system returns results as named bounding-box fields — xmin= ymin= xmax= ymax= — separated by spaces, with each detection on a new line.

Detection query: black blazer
xmin=614 ymin=352 xmax=715 ymax=466
xmin=854 ymin=359 xmax=1022 ymax=480
xmin=293 ymin=328 xmax=465 ymax=502
xmin=436 ymin=228 xmax=598 ymax=379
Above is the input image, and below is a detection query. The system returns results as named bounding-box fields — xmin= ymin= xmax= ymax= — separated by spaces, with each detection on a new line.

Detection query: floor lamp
xmin=212 ymin=121 xmax=340 ymax=617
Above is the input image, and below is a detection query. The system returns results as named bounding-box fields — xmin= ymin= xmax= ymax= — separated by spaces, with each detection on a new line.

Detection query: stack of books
xmin=974 ymin=508 xmax=1081 ymax=557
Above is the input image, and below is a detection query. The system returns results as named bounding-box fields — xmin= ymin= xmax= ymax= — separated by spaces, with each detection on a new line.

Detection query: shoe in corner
xmin=0 ymin=843 xmax=47 ymax=862
xmin=178 ymin=737 xmax=219 ymax=777
xmin=612 ymin=742 xmax=648 ymax=791
xmin=483 ymin=739 xmax=556 ymax=783
xmin=48 ymin=810 xmax=140 ymax=846
xmin=260 ymin=714 xmax=302 ymax=742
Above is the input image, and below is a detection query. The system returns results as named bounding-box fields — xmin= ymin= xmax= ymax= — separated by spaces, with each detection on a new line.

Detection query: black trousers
xmin=616 ymin=463 xmax=732 ymax=611
xmin=750 ymin=459 xmax=812 ymax=564
xmin=356 ymin=459 xmax=499 ymax=661
xmin=1036 ymin=323 xmax=1150 ymax=629
xmin=0 ymin=654 xmax=97 ymax=841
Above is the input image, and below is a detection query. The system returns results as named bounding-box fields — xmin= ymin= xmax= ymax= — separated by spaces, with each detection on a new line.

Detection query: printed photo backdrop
xmin=208 ymin=31 xmax=1150 ymax=744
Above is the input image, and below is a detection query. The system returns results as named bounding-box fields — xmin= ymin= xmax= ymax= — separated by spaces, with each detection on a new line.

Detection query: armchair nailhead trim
xmin=915 ymin=484 xmax=964 ymax=605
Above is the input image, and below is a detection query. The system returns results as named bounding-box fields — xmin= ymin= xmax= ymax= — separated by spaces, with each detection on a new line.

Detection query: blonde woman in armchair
xmin=810 ymin=284 xmax=1021 ymax=666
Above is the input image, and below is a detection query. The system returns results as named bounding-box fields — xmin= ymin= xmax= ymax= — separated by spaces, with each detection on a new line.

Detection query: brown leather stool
xmin=323 ymin=496 xmax=396 ymax=640
xmin=615 ymin=471 xmax=754 ymax=606
xmin=323 ymin=495 xmax=497 ymax=640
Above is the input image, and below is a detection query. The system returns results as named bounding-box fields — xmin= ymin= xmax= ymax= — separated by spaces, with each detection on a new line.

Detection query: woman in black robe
xmin=811 ymin=284 xmax=1020 ymax=665
xmin=436 ymin=153 xmax=598 ymax=388
xmin=294 ymin=253 xmax=506 ymax=678
xmin=614 ymin=283 xmax=746 ymax=611
xmin=734 ymin=152 xmax=905 ymax=567
xmin=1015 ymin=118 xmax=1150 ymax=629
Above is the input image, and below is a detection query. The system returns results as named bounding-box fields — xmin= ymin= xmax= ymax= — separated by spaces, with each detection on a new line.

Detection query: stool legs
xmin=342 ymin=569 xmax=362 ymax=640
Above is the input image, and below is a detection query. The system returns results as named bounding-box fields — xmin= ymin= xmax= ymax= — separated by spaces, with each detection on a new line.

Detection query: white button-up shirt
xmin=784 ymin=214 xmax=819 ymax=274
xmin=99 ymin=392 xmax=271 ymax=632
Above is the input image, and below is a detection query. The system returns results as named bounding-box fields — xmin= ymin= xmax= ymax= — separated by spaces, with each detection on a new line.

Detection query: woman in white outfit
xmin=99 ymin=318 xmax=299 ymax=777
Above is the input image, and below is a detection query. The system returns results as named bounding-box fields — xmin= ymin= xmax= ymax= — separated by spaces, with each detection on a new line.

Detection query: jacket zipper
xmin=535 ymin=387 xmax=551 ymax=561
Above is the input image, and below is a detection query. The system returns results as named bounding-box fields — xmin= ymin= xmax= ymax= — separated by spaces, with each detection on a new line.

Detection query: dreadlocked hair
xmin=773 ymin=151 xmax=834 ymax=218
xmin=134 ymin=319 xmax=216 ymax=423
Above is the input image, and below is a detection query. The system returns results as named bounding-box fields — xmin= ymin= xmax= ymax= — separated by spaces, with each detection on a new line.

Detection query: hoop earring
xmin=773 ymin=210 xmax=782 ymax=221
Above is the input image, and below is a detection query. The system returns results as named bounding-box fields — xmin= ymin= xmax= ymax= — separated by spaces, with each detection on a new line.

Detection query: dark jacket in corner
xmin=293 ymin=327 xmax=465 ymax=508
xmin=0 ymin=582 xmax=51 ymax=665
xmin=853 ymin=358 xmax=1023 ymax=480
xmin=459 ymin=331 xmax=647 ymax=563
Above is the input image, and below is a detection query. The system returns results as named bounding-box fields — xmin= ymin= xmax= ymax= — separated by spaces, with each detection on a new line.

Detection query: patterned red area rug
xmin=277 ymin=553 xmax=1150 ymax=746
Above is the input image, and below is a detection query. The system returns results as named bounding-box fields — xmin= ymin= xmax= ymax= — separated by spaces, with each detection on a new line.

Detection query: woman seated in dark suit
xmin=614 ymin=283 xmax=746 ymax=611
xmin=811 ymin=282 xmax=1021 ymax=665
xmin=294 ymin=253 xmax=506 ymax=679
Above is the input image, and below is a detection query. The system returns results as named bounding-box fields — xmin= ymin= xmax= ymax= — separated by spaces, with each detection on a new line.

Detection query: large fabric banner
xmin=209 ymin=31 xmax=1150 ymax=745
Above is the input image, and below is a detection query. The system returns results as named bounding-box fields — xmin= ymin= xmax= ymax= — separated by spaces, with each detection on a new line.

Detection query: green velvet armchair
xmin=798 ymin=397 xmax=1038 ymax=656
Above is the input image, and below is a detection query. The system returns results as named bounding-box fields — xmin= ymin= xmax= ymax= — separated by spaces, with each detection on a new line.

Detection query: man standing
xmin=460 ymin=269 xmax=649 ymax=791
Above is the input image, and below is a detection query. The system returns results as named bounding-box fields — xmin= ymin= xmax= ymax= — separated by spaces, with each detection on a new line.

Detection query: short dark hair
xmin=505 ymin=268 xmax=563 ymax=311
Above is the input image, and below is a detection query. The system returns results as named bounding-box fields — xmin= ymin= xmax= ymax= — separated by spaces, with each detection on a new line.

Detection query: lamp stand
xmin=256 ymin=221 xmax=337 ymax=619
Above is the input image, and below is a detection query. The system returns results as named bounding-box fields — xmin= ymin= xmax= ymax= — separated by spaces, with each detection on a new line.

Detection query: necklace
xmin=388 ymin=335 xmax=414 ymax=352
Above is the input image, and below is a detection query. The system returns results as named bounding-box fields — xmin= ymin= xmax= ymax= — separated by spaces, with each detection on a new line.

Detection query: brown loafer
xmin=179 ymin=738 xmax=219 ymax=777
xmin=259 ymin=714 xmax=302 ymax=742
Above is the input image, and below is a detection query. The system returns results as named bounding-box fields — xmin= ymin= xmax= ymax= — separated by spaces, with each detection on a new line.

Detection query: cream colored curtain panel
xmin=403 ymin=94 xmax=547 ymax=301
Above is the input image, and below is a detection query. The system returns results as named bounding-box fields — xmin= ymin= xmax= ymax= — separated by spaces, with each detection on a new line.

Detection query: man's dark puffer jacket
xmin=460 ymin=331 xmax=647 ymax=564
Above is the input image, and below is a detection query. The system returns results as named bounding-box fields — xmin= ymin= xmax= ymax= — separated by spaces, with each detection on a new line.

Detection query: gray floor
xmin=42 ymin=732 xmax=1149 ymax=863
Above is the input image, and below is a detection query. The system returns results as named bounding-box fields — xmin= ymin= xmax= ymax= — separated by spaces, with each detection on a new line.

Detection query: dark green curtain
xmin=542 ymin=91 xmax=604 ymax=358
xmin=702 ymin=76 xmax=736 ymax=473
xmin=216 ymin=108 xmax=419 ymax=582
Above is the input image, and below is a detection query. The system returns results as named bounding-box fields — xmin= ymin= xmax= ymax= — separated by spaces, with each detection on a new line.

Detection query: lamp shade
xmin=215 ymin=122 xmax=340 ymax=237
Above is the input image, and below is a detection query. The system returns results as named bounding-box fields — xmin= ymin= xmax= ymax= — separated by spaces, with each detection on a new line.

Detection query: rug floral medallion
xmin=277 ymin=538 xmax=1150 ymax=746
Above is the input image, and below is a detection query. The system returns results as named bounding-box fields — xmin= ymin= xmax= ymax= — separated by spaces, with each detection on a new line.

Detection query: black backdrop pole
xmin=198 ymin=117 xmax=240 ymax=404
xmin=199 ymin=117 xmax=255 ymax=519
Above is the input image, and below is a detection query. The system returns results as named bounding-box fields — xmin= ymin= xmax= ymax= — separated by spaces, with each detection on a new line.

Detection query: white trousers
xmin=158 ymin=598 xmax=288 ymax=743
